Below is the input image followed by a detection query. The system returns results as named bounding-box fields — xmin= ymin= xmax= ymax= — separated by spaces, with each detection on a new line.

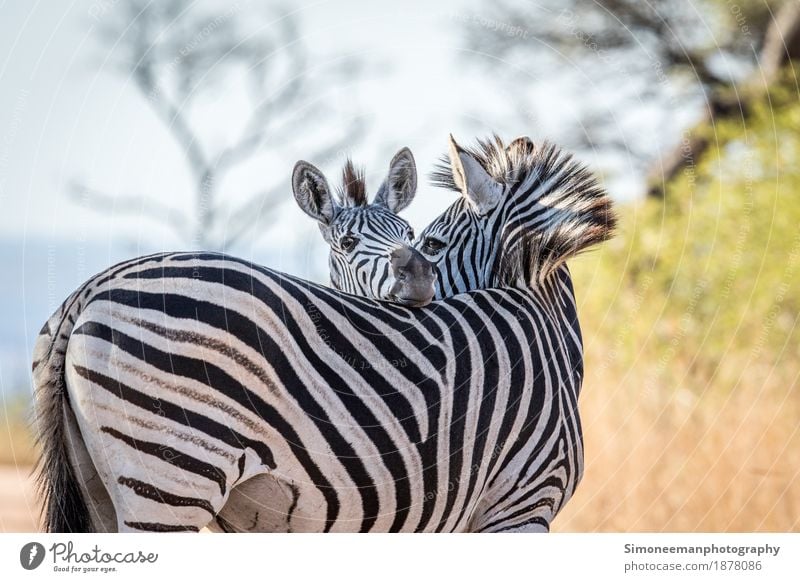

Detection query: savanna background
xmin=0 ymin=0 xmax=798 ymax=532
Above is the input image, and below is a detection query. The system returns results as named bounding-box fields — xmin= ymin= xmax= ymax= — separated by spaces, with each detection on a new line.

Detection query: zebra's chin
xmin=385 ymin=293 xmax=433 ymax=308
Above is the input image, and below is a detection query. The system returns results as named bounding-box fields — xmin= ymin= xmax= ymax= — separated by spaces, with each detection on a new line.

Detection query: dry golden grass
xmin=553 ymin=356 xmax=800 ymax=532
xmin=0 ymin=402 xmax=38 ymax=467
xmin=0 ymin=423 xmax=37 ymax=467
xmin=0 ymin=399 xmax=41 ymax=532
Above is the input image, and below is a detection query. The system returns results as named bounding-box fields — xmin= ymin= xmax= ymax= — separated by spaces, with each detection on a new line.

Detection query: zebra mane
xmin=336 ymin=159 xmax=368 ymax=208
xmin=430 ymin=133 xmax=541 ymax=191
xmin=432 ymin=135 xmax=616 ymax=286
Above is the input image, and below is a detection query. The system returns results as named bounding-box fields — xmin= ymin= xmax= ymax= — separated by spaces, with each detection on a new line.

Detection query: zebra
xmin=293 ymin=146 xmax=434 ymax=305
xmin=33 ymin=135 xmax=614 ymax=533
xmin=32 ymin=148 xmax=433 ymax=533
xmin=416 ymin=134 xmax=613 ymax=299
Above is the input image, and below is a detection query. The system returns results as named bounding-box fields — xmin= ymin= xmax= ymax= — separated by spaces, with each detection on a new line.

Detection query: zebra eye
xmin=405 ymin=228 xmax=415 ymax=241
xmin=422 ymin=237 xmax=446 ymax=254
xmin=339 ymin=236 xmax=358 ymax=252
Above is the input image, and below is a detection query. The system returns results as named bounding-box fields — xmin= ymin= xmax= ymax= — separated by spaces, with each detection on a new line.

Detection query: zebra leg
xmin=209 ymin=473 xmax=302 ymax=533
xmin=66 ymin=399 xmax=231 ymax=533
xmin=65 ymin=400 xmax=226 ymax=531
xmin=63 ymin=340 xmax=237 ymax=533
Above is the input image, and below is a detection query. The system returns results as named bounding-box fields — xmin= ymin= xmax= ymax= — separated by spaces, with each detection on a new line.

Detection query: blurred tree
xmin=462 ymin=0 xmax=800 ymax=197
xmin=572 ymin=66 xmax=800 ymax=386
xmin=71 ymin=0 xmax=365 ymax=249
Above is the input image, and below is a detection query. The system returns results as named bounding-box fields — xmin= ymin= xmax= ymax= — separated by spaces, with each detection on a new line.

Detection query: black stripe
xmin=117 ymin=475 xmax=215 ymax=515
xmin=101 ymin=426 xmax=228 ymax=496
xmin=286 ymin=482 xmax=300 ymax=530
xmin=46 ymin=253 xmax=174 ymax=373
xmin=92 ymin=252 xmax=171 ymax=289
xmin=125 ymin=521 xmax=199 ymax=532
xmin=237 ymin=453 xmax=246 ymax=481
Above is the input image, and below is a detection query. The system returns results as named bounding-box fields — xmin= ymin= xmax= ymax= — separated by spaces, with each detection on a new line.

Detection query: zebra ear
xmin=507 ymin=136 xmax=535 ymax=157
xmin=375 ymin=147 xmax=417 ymax=213
xmin=447 ymin=134 xmax=502 ymax=216
xmin=292 ymin=161 xmax=338 ymax=226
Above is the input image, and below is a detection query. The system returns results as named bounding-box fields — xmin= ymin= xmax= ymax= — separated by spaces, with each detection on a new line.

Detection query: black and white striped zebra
xmin=33 ymin=136 xmax=614 ymax=533
xmin=293 ymin=147 xmax=434 ymax=306
xmin=417 ymin=135 xmax=614 ymax=299
xmin=32 ymin=149 xmax=432 ymax=533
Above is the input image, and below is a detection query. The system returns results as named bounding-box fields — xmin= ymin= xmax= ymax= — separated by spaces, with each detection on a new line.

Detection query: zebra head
xmin=293 ymin=148 xmax=436 ymax=307
xmin=416 ymin=134 xmax=616 ymax=297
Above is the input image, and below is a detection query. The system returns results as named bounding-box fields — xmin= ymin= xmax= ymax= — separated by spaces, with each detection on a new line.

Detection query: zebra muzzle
xmin=388 ymin=246 xmax=436 ymax=307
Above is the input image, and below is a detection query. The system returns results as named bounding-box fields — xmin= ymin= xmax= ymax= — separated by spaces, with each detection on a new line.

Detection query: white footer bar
xmin=1 ymin=533 xmax=797 ymax=581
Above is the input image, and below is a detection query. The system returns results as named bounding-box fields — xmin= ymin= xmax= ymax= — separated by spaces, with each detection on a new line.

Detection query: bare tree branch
xmin=646 ymin=1 xmax=800 ymax=197
xmin=220 ymin=187 xmax=284 ymax=250
xmin=462 ymin=0 xmax=797 ymax=198
xmin=134 ymin=68 xmax=209 ymax=173
xmin=79 ymin=1 xmax=366 ymax=250
xmin=68 ymin=181 xmax=191 ymax=239
xmin=761 ymin=1 xmax=800 ymax=82
xmin=220 ymin=118 xmax=368 ymax=248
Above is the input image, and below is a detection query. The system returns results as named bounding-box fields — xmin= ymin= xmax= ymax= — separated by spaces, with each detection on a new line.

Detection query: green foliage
xmin=572 ymin=73 xmax=800 ymax=392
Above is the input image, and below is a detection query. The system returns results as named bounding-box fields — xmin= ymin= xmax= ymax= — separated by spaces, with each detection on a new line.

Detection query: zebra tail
xmin=31 ymin=292 xmax=92 ymax=533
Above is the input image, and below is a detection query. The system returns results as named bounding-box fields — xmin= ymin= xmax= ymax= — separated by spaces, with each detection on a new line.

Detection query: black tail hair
xmin=32 ymin=294 xmax=92 ymax=532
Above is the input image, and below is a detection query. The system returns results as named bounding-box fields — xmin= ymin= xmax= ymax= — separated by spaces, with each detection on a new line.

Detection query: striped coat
xmin=34 ymin=252 xmax=582 ymax=532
